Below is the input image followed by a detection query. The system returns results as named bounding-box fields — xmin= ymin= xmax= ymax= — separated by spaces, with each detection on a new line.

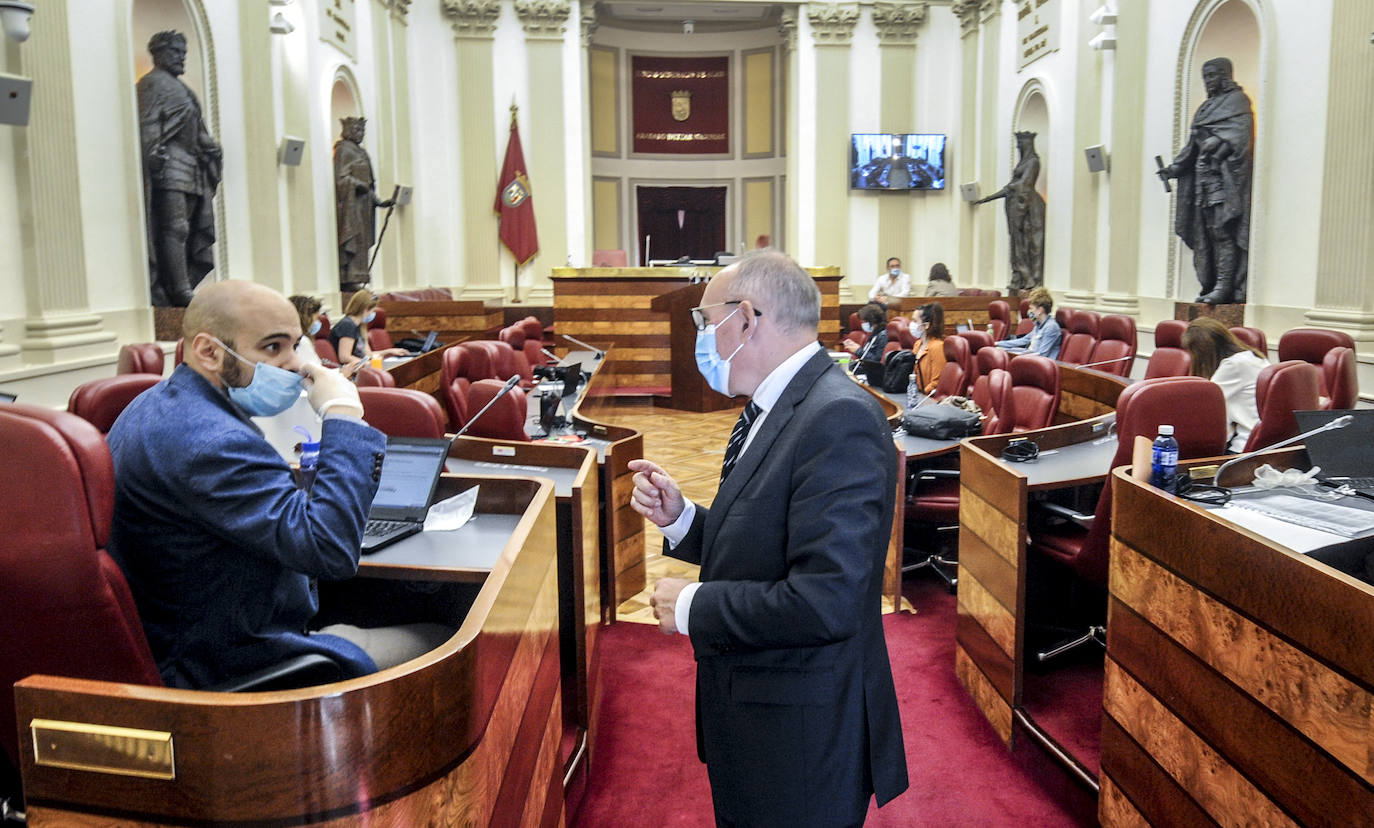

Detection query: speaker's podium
xmin=650 ymin=281 xmax=740 ymax=412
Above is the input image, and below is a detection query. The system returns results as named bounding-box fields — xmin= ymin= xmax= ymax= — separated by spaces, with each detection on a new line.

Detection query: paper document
xmin=1225 ymin=491 xmax=1374 ymax=539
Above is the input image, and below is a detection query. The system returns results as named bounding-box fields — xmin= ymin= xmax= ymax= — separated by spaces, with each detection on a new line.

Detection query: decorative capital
xmin=778 ymin=9 xmax=798 ymax=52
xmin=872 ymin=1 xmax=928 ymax=44
xmin=950 ymin=0 xmax=982 ymax=36
xmin=515 ymin=0 xmax=571 ymax=39
xmin=385 ymin=0 xmax=411 ymax=24
xmin=807 ymin=3 xmax=860 ymax=45
xmin=442 ymin=0 xmax=501 ymax=38
xmin=980 ymin=0 xmax=1001 ymax=22
xmin=580 ymin=4 xmax=599 ymax=44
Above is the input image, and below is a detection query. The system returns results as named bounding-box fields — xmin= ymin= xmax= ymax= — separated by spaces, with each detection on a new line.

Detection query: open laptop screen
xmin=369 ymin=437 xmax=450 ymax=517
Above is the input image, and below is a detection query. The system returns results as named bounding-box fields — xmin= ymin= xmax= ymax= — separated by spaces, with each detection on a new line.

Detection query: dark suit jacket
xmin=670 ymin=349 xmax=908 ymax=825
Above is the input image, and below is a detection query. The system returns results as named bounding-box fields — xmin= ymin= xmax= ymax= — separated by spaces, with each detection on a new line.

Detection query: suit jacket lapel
xmin=703 ymin=350 xmax=836 ymax=557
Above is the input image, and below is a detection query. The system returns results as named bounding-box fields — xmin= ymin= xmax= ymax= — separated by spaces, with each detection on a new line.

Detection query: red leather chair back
xmin=520 ymin=317 xmax=545 ymax=343
xmin=931 ymin=362 xmax=966 ymax=401
xmin=1014 ymin=317 xmax=1035 ymax=337
xmin=315 ymin=314 xmax=332 ymax=341
xmin=0 ymin=404 xmax=164 ymax=770
xmin=116 ymin=343 xmax=165 ymax=375
xmin=1058 ymin=311 xmax=1100 ymax=365
xmin=958 ymin=330 xmax=994 ymax=356
xmin=499 ymin=327 xmax=534 ymax=385
xmin=985 ymin=300 xmax=1010 ymax=330
xmin=1229 ymin=326 xmax=1267 ymax=356
xmin=976 ymin=345 xmax=1010 ymax=378
xmin=1019 ymin=299 xmax=1030 ymax=318
xmin=1055 ymin=307 xmax=1074 ymax=331
xmin=458 ymin=341 xmax=499 ymax=381
xmin=1154 ymin=319 xmax=1186 ymax=350
xmin=67 ymin=375 xmax=161 ymax=434
xmin=1143 ymin=348 xmax=1192 ymax=379
xmin=1278 ymin=328 xmax=1354 ymax=400
xmin=982 ymin=368 xmax=1015 ymax=436
xmin=942 ymin=335 xmax=973 ymax=397
xmin=592 ymin=248 xmax=628 ymax=267
xmin=463 ymin=379 xmax=530 ymax=441
xmin=355 ymin=365 xmax=396 ymax=387
xmin=1089 ymin=315 xmax=1137 ymax=376
xmin=440 ymin=346 xmax=470 ymax=430
xmin=888 ymin=317 xmax=915 ymax=350
xmin=481 ymin=340 xmax=520 ymax=383
xmin=359 ymin=388 xmax=448 ymax=439
xmin=370 ymin=307 xmax=388 ymax=330
xmin=1245 ymin=361 xmax=1321 ymax=452
xmin=848 ymin=311 xmax=861 ymax=333
xmin=1321 ymin=347 xmax=1358 ymax=410
xmin=367 ymin=327 xmax=394 ymax=352
xmin=314 ymin=337 xmax=340 ymax=366
xmin=1007 ymin=354 xmax=1060 ymax=431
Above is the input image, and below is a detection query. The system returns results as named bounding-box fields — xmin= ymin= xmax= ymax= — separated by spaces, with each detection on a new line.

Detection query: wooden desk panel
xmin=886 ymin=296 xmax=995 ymax=339
xmin=378 ymin=299 xmax=504 ymax=345
xmin=16 ymin=478 xmax=565 ymax=826
xmin=1101 ymin=464 xmax=1374 ymax=826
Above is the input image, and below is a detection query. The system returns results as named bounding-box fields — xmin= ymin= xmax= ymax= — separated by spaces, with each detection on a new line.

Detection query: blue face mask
xmin=307 ymin=318 xmax=322 ymax=336
xmin=212 ymin=337 xmax=304 ymax=417
xmin=363 ymin=310 xmax=376 ymax=324
xmin=889 ymin=268 xmax=901 ymax=277
xmin=694 ymin=305 xmax=746 ymax=397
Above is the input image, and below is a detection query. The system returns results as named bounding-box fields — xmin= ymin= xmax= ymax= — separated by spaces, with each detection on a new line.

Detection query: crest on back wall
xmin=670 ymin=89 xmax=691 ymax=122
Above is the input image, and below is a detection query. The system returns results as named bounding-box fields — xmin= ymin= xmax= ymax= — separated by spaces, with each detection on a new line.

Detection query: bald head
xmin=182 ymin=281 xmax=303 ymax=389
xmin=184 ymin=281 xmax=298 ymax=349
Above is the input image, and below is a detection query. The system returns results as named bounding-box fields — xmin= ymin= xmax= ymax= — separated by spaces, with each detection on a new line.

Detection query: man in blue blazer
xmin=108 ymin=280 xmax=388 ymax=689
xmin=630 ymin=251 xmax=908 ymax=825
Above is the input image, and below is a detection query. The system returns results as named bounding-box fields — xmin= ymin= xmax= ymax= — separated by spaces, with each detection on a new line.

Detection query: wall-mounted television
xmin=850 ymin=133 xmax=946 ymax=191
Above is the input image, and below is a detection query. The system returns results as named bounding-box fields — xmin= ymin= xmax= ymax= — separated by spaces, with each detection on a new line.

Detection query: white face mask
xmin=861 ymin=322 xmax=873 ymax=334
xmin=909 ymin=322 xmax=923 ymax=338
xmin=889 ymin=268 xmax=901 ymax=278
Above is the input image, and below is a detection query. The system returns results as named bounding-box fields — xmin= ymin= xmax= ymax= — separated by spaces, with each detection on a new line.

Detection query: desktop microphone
xmin=1074 ymin=355 xmax=1135 ymax=370
xmin=1213 ymin=414 xmax=1353 ymax=488
xmin=560 ymin=334 xmax=605 ymax=359
xmin=454 ymin=375 xmax=522 ymax=439
xmin=540 ymin=346 xmax=560 ymax=363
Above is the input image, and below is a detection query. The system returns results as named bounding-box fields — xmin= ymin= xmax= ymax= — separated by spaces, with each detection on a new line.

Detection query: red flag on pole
xmin=495 ymin=113 xmax=539 ymax=266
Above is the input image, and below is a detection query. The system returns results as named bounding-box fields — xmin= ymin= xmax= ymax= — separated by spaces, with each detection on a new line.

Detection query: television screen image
xmin=850 ymin=133 xmax=946 ymax=191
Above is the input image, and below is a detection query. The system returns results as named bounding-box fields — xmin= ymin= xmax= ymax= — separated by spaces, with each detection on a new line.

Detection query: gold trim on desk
xmin=30 ymin=719 xmax=175 ymax=780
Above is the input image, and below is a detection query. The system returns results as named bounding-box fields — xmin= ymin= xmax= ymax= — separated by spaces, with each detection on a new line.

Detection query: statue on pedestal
xmin=975 ymin=131 xmax=1045 ymax=294
xmin=334 ymin=117 xmax=393 ymax=293
xmin=1157 ymin=57 xmax=1254 ymax=305
xmin=137 ymin=30 xmax=221 ymax=307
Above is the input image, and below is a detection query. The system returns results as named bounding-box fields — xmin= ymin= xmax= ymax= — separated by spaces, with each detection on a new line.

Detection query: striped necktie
xmin=719 ymin=401 xmax=762 ymax=484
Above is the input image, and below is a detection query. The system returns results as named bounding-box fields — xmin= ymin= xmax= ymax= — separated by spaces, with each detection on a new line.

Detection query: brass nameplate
xmin=31 ymin=719 xmax=175 ymax=780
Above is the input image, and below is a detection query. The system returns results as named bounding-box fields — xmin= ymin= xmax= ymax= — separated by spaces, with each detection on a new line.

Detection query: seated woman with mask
xmin=842 ymin=302 xmax=889 ymax=384
xmin=330 ymin=290 xmax=408 ymax=372
xmin=911 ymin=302 xmax=947 ymax=394
xmin=289 ymin=295 xmax=326 ymax=364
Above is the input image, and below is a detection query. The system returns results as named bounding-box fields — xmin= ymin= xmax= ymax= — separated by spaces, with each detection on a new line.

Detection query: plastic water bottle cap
xmin=1159 ymin=425 xmax=1174 ymax=436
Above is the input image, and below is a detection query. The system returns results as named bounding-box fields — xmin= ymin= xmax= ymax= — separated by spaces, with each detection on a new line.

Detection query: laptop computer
xmin=361 ymin=435 xmax=453 ymax=553
xmin=1294 ymin=409 xmax=1374 ymax=499
xmin=419 ymin=330 xmax=439 ymax=353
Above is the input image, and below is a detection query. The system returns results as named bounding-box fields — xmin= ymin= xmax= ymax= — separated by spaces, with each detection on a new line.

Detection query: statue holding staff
xmin=975 ymin=131 xmax=1045 ymax=294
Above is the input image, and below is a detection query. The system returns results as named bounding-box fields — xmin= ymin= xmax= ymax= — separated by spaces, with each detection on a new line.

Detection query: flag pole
xmin=509 ymin=101 xmax=521 ymax=304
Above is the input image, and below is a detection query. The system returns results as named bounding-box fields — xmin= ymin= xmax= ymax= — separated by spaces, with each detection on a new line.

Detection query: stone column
xmin=442 ymin=0 xmax=503 ymax=300
xmin=1104 ymin=0 xmax=1149 ymax=313
xmin=1063 ymin=0 xmax=1109 ymax=314
xmin=10 ymin=0 xmax=114 ymax=363
xmin=807 ymin=3 xmax=859 ymax=271
xmin=973 ymin=0 xmax=1001 ymax=289
xmin=872 ymin=2 xmax=927 ymax=277
xmin=1309 ymin=0 xmax=1374 ymax=349
xmin=951 ymin=1 xmax=981 ymax=291
xmin=238 ymin=0 xmax=284 ymax=292
xmin=515 ymin=0 xmax=572 ymax=304
xmin=780 ymin=9 xmax=799 ymax=257
xmin=367 ymin=0 xmax=417 ymax=291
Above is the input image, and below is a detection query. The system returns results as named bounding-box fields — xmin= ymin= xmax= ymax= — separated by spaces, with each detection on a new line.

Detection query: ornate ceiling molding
xmin=515 ymin=0 xmax=571 ymax=39
xmin=580 ymin=4 xmax=599 ymax=44
xmin=778 ymin=9 xmax=798 ymax=52
xmin=950 ymin=0 xmax=982 ymax=37
xmin=442 ymin=0 xmax=501 ymax=38
xmin=807 ymin=3 xmax=860 ymax=45
xmin=872 ymin=1 xmax=928 ymax=44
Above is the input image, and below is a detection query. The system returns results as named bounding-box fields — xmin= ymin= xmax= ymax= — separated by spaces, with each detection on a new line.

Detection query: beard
xmin=220 ymin=351 xmax=248 ymax=389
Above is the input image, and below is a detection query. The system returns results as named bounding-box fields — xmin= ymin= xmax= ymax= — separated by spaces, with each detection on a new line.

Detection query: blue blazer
xmin=670 ymin=350 xmax=908 ymax=824
xmin=107 ymin=365 xmax=386 ymax=688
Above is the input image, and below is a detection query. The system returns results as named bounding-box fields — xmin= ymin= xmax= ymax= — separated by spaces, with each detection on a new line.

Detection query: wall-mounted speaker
xmin=959 ymin=182 xmax=980 ymax=202
xmin=1084 ymin=145 xmax=1109 ymax=173
xmin=394 ymin=185 xmax=413 ymax=206
xmin=0 ymin=73 xmax=33 ymax=127
xmin=278 ymin=136 xmax=305 ymax=167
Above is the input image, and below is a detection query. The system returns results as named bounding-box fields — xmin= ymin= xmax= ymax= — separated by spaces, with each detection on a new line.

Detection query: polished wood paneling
xmin=955 ymin=645 xmax=1013 ymax=744
xmin=957 ymin=528 xmax=1018 ymax=612
xmin=955 ymin=569 xmax=1015 ymax=659
xmin=1097 ymin=775 xmax=1154 ymax=828
xmin=1056 ymin=365 xmax=1127 ymax=423
xmin=1099 ymin=718 xmax=1219 ymax=828
xmin=379 ymin=299 xmax=504 ymax=343
xmin=958 ymin=488 xmax=1021 ymax=570
xmin=955 ymin=611 xmax=1014 ymax=704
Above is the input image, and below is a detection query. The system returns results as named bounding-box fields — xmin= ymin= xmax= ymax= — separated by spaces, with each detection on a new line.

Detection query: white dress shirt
xmin=868 ymin=271 xmax=912 ymax=301
xmin=1211 ymin=350 xmax=1267 ymax=452
xmin=660 ymin=341 xmax=825 ymax=635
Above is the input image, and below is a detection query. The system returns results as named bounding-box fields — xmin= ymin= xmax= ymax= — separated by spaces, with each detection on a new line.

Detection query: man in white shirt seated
xmin=868 ymin=256 xmax=911 ymax=303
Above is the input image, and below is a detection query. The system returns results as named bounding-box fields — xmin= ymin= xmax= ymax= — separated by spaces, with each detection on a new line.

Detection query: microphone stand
xmin=453 ymin=375 xmax=522 ymax=439
xmin=560 ymin=334 xmax=605 ymax=359
xmin=1213 ymin=414 xmax=1353 ymax=488
xmin=1074 ymin=355 xmax=1135 ymax=371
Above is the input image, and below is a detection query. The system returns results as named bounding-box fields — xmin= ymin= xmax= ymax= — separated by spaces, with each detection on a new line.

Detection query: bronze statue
xmin=334 ymin=117 xmax=393 ymax=293
xmin=137 ymin=30 xmax=221 ymax=307
xmin=1158 ymin=57 xmax=1254 ymax=305
xmin=976 ymin=131 xmax=1045 ymax=294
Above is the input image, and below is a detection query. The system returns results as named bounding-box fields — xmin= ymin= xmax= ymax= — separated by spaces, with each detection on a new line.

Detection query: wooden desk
xmin=378 ymin=299 xmax=504 ymax=345
xmin=648 ymin=281 xmax=736 ymax=412
xmin=1100 ymin=458 xmax=1374 ymax=825
xmin=16 ymin=476 xmax=566 ymax=826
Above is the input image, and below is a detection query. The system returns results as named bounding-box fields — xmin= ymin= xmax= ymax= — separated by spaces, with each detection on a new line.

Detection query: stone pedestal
xmin=1174 ymin=302 xmax=1244 ymax=328
xmin=154 ymin=307 xmax=186 ymax=342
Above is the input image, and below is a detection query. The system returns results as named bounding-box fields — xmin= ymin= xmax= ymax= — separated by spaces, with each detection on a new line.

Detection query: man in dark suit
xmin=629 ymin=251 xmax=908 ymax=825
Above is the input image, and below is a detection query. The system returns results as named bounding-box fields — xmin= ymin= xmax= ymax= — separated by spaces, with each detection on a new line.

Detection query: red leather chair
xmin=458 ymin=341 xmax=499 ymax=381
xmin=1055 ymin=307 xmax=1075 ymax=332
xmin=888 ymin=317 xmax=915 ymax=350
xmin=592 ymin=248 xmax=628 ymax=267
xmin=1031 ymin=376 xmax=1228 ymax=660
xmin=958 ymin=330 xmax=994 ymax=356
xmin=354 ymin=365 xmax=396 ymax=387
xmin=1228 ymin=325 xmax=1267 ymax=356
xmin=1143 ymin=348 xmax=1192 ymax=379
xmin=520 ymin=316 xmax=545 ymax=345
xmin=1154 ymin=320 xmax=1186 ymax=350
xmin=498 ymin=326 xmax=535 ymax=387
xmin=0 ymin=404 xmax=165 ymax=778
xmin=367 ymin=327 xmax=395 ymax=352
xmin=315 ymin=314 xmax=332 ymax=341
xmin=116 ymin=343 xmax=165 ymax=375
xmin=1244 ymin=360 xmax=1321 ymax=452
xmin=370 ymin=307 xmax=388 ymax=330
xmin=1321 ymin=347 xmax=1358 ymax=410
xmin=1007 ymin=354 xmax=1060 ymax=431
xmin=1088 ymin=314 xmax=1137 ymax=376
xmin=358 ymin=388 xmax=448 ymax=439
xmin=478 ymin=340 xmax=520 ymax=384
xmin=937 ymin=335 xmax=972 ymax=398
xmin=1278 ymin=328 xmax=1355 ymax=404
xmin=462 ymin=379 xmax=530 ymax=441
xmin=987 ymin=300 xmax=1011 ymax=341
xmin=67 ymin=375 xmax=161 ymax=434
xmin=1057 ymin=311 xmax=1099 ymax=365
xmin=1015 ymin=300 xmax=1035 ymax=336
xmin=970 ymin=347 xmax=1011 ymax=416
xmin=440 ymin=346 xmax=471 ymax=430
xmin=980 ymin=368 xmax=1015 ymax=437
xmin=314 ymin=337 xmax=340 ymax=366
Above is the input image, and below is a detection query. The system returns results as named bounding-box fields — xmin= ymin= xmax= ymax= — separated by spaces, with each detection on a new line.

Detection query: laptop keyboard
xmin=364 ymin=519 xmax=411 ymax=537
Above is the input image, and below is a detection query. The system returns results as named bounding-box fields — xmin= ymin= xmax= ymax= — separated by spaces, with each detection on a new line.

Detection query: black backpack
xmin=881 ymin=349 xmax=916 ymax=393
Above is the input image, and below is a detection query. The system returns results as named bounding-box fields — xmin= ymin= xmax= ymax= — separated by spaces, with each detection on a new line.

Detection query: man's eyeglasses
xmin=690 ymin=301 xmax=762 ymax=332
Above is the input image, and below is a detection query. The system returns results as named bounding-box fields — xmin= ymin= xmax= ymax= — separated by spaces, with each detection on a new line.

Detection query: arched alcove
xmin=1014 ymin=82 xmax=1050 ymax=204
xmin=329 ymin=69 xmax=361 ymax=145
xmin=131 ymin=0 xmax=208 ymax=115
xmin=1188 ymin=1 xmax=1260 ymax=113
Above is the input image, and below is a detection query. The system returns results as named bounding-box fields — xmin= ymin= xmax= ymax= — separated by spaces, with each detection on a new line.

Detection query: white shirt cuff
xmin=659 ymin=499 xmax=697 ymax=548
xmin=675 ymin=581 xmax=700 ymax=636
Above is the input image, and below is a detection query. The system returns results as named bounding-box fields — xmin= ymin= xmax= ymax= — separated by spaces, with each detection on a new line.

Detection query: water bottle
xmin=906 ymin=371 xmax=920 ymax=409
xmin=1150 ymin=425 xmax=1179 ymax=491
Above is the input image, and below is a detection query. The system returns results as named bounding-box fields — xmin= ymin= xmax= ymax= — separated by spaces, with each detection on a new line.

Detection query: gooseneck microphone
xmin=560 ymin=334 xmax=605 ymax=359
xmin=1213 ymin=414 xmax=1353 ymax=488
xmin=454 ymin=375 xmax=522 ymax=438
xmin=1074 ymin=355 xmax=1135 ymax=370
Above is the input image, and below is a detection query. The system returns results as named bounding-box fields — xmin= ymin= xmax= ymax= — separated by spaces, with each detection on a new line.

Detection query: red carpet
xmin=575 ymin=578 xmax=1095 ymax=826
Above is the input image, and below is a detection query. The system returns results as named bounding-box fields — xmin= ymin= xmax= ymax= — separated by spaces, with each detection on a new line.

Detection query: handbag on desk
xmin=903 ymin=399 xmax=982 ymax=440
